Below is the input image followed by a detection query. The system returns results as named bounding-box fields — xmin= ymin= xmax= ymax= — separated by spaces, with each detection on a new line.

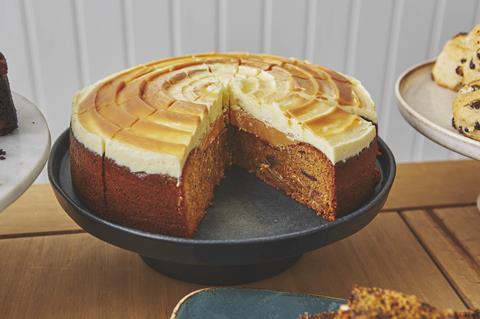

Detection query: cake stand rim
xmin=48 ymin=129 xmax=395 ymax=265
xmin=395 ymin=60 xmax=480 ymax=160
xmin=0 ymin=92 xmax=51 ymax=212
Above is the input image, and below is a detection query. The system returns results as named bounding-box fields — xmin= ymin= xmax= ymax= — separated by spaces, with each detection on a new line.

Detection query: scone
xmin=432 ymin=32 xmax=469 ymax=90
xmin=452 ymin=80 xmax=480 ymax=141
xmin=462 ymin=25 xmax=480 ymax=85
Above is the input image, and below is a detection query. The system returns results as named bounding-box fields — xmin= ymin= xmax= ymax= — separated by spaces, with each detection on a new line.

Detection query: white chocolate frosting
xmin=71 ymin=52 xmax=377 ymax=178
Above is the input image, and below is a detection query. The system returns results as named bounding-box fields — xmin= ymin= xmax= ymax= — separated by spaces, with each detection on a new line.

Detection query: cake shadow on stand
xmin=49 ymin=130 xmax=395 ymax=285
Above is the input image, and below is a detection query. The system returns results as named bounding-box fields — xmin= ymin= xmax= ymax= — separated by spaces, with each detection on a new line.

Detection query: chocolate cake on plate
xmin=70 ymin=52 xmax=380 ymax=238
xmin=0 ymin=52 xmax=18 ymax=136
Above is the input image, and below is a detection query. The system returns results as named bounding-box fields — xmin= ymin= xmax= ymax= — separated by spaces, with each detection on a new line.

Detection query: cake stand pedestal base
xmin=141 ymin=255 xmax=302 ymax=285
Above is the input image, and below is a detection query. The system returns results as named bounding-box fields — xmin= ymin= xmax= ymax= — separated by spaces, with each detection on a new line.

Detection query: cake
xmin=300 ymin=286 xmax=480 ymax=319
xmin=0 ymin=52 xmax=18 ymax=136
xmin=433 ymin=25 xmax=480 ymax=142
xmin=70 ymin=52 xmax=380 ymax=238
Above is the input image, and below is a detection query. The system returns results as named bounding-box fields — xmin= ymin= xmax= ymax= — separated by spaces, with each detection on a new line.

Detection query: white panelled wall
xmin=1 ymin=0 xmax=479 ymax=182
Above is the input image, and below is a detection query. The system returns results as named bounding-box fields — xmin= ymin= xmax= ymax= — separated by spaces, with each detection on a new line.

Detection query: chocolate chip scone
xmin=432 ymin=32 xmax=470 ymax=90
xmin=452 ymin=80 xmax=480 ymax=141
xmin=461 ymin=25 xmax=480 ymax=85
xmin=432 ymin=25 xmax=480 ymax=90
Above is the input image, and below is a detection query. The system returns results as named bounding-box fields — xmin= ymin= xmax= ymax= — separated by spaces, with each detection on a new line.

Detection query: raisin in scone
xmin=432 ymin=24 xmax=480 ymax=89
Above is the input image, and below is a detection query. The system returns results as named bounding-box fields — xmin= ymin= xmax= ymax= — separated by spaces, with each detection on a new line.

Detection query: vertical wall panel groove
xmin=382 ymin=0 xmax=437 ymax=162
xmin=167 ymin=0 xmax=175 ymax=56
xmin=224 ymin=0 xmax=262 ymax=52
xmin=214 ymin=0 xmax=220 ymax=51
xmin=72 ymin=0 xmax=90 ymax=86
xmin=304 ymin=0 xmax=317 ymax=61
xmin=177 ymin=0 xmax=216 ymax=54
xmin=344 ymin=0 xmax=360 ymax=74
xmin=475 ymin=1 xmax=480 ymax=22
xmin=262 ymin=0 xmax=272 ymax=53
xmin=312 ymin=0 xmax=351 ymax=71
xmin=426 ymin=0 xmax=450 ymax=161
xmin=19 ymin=0 xmax=45 ymax=111
xmin=1 ymin=0 xmax=35 ymax=101
xmin=411 ymin=0 xmax=447 ymax=161
xmin=171 ymin=0 xmax=181 ymax=55
xmin=378 ymin=0 xmax=404 ymax=139
xmin=427 ymin=0 xmax=447 ymax=58
xmin=122 ymin=0 xmax=136 ymax=67
xmin=218 ymin=0 xmax=227 ymax=51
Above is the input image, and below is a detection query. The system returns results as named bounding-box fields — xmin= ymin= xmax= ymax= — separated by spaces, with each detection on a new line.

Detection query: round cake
xmin=70 ymin=52 xmax=379 ymax=237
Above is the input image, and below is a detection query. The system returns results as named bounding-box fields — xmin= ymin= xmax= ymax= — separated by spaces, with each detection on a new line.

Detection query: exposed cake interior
xmin=70 ymin=52 xmax=379 ymax=236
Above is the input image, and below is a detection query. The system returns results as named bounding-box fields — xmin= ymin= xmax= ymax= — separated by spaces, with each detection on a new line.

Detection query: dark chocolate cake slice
xmin=0 ymin=52 xmax=18 ymax=136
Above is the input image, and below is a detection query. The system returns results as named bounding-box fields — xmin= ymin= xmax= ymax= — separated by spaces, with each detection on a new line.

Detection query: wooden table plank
xmin=249 ymin=212 xmax=466 ymax=310
xmin=435 ymin=207 xmax=480 ymax=268
xmin=1 ymin=160 xmax=479 ymax=238
xmin=0 ymin=184 xmax=80 ymax=237
xmin=0 ymin=213 xmax=466 ymax=319
xmin=384 ymin=160 xmax=480 ymax=210
xmin=401 ymin=207 xmax=480 ymax=309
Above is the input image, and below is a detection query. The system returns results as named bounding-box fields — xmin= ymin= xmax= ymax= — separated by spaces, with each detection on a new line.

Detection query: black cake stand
xmin=48 ymin=129 xmax=395 ymax=285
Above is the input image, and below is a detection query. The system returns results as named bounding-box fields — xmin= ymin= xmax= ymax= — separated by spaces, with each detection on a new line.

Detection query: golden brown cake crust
xmin=334 ymin=141 xmax=380 ymax=217
xmin=104 ymin=156 xmax=187 ymax=236
xmin=70 ymin=117 xmax=230 ymax=238
xmin=70 ymin=131 xmax=106 ymax=215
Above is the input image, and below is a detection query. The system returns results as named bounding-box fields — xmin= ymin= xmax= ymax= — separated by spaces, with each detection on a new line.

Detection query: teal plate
xmin=171 ymin=288 xmax=345 ymax=319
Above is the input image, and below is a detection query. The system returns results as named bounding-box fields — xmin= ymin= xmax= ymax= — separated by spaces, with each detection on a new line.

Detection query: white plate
xmin=0 ymin=92 xmax=50 ymax=212
xmin=395 ymin=60 xmax=480 ymax=160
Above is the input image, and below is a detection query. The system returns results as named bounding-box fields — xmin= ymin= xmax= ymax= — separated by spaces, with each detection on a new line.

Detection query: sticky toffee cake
xmin=70 ymin=52 xmax=379 ymax=237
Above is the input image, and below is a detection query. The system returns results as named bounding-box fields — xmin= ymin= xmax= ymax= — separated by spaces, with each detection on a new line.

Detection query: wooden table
xmin=0 ymin=160 xmax=479 ymax=318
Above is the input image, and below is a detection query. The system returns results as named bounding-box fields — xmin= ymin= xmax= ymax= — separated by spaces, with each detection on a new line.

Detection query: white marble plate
xmin=396 ymin=60 xmax=480 ymax=160
xmin=0 ymin=92 xmax=50 ymax=212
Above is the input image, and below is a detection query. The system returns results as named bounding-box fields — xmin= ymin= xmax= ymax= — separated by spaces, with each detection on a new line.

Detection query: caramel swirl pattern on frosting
xmin=71 ymin=52 xmax=377 ymax=177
